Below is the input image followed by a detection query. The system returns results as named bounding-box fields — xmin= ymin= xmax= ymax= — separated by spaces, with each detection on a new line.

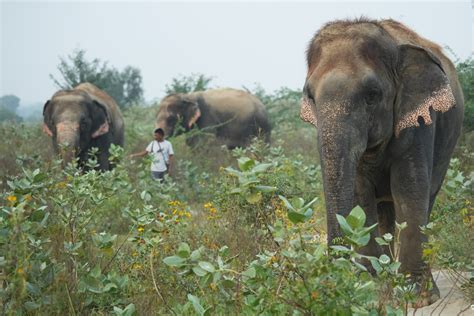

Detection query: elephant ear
xmin=182 ymin=99 xmax=201 ymax=129
xmin=90 ymin=100 xmax=110 ymax=138
xmin=300 ymin=94 xmax=318 ymax=128
xmin=394 ymin=44 xmax=456 ymax=137
xmin=42 ymin=100 xmax=53 ymax=137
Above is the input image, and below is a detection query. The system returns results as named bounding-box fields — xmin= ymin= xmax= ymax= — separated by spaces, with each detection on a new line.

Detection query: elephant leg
xmin=391 ymin=154 xmax=440 ymax=307
xmin=377 ymin=201 xmax=395 ymax=256
xmin=354 ymin=175 xmax=384 ymax=260
xmin=98 ymin=149 xmax=110 ymax=171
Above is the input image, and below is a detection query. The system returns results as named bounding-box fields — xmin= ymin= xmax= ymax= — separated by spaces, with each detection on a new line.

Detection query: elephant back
xmin=196 ymin=88 xmax=264 ymax=119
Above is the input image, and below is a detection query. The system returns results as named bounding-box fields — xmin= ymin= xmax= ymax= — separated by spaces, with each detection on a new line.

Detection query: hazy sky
xmin=1 ymin=1 xmax=472 ymax=106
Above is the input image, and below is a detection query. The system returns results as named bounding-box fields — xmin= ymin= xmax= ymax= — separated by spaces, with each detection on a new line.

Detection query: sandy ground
xmin=409 ymin=270 xmax=473 ymax=315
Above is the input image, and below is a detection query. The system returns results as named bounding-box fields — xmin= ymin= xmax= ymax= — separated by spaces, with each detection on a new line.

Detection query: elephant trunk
xmin=56 ymin=122 xmax=80 ymax=165
xmin=318 ymin=124 xmax=365 ymax=243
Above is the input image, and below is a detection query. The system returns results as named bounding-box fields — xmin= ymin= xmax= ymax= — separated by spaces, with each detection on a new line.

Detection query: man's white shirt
xmin=146 ymin=140 xmax=174 ymax=172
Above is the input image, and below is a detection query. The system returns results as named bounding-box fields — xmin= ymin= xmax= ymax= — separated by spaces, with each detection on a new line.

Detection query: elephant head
xmin=43 ymin=90 xmax=110 ymax=165
xmin=301 ymin=22 xmax=456 ymax=242
xmin=155 ymin=94 xmax=201 ymax=137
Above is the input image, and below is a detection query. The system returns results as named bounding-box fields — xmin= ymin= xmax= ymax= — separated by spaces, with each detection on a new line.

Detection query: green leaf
xmin=383 ymin=233 xmax=393 ymax=242
xmin=330 ymin=245 xmax=351 ymax=252
xmin=222 ymin=279 xmax=236 ymax=288
xmin=302 ymin=197 xmax=318 ymax=210
xmin=389 ymin=262 xmax=401 ymax=273
xmin=163 ymin=256 xmax=185 ymax=267
xmin=290 ymin=197 xmax=305 ymax=209
xmin=287 ymin=210 xmax=307 ymax=224
xmin=375 ymin=237 xmax=389 ymax=246
xmin=379 ymin=254 xmax=390 ymax=265
xmin=24 ymin=301 xmax=41 ymax=311
xmin=192 ymin=266 xmax=208 ymax=277
xmin=190 ymin=248 xmax=203 ymax=261
xmin=198 ymin=261 xmax=215 ymax=273
xmin=177 ymin=243 xmax=191 ymax=258
xmin=347 ymin=205 xmax=366 ymax=229
xmin=187 ymin=294 xmax=206 ymax=316
xmin=278 ymin=195 xmax=295 ymax=211
xmin=242 ymin=266 xmax=256 ymax=278
xmin=251 ymin=162 xmax=273 ymax=173
xmin=370 ymin=258 xmax=382 ymax=273
xmin=396 ymin=221 xmax=407 ymax=230
xmin=90 ymin=265 xmax=102 ymax=278
xmin=254 ymin=185 xmax=277 ymax=193
xmin=140 ymin=190 xmax=151 ymax=202
xmin=237 ymin=157 xmax=255 ymax=171
xmin=246 ymin=192 xmax=262 ymax=204
xmin=336 ymin=214 xmax=353 ymax=235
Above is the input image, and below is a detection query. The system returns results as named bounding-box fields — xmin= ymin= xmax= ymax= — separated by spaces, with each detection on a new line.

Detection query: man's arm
xmin=129 ymin=150 xmax=148 ymax=158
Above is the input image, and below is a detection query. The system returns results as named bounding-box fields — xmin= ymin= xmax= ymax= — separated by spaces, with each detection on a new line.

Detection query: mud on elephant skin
xmin=155 ymin=88 xmax=271 ymax=149
xmin=43 ymin=82 xmax=125 ymax=171
xmin=301 ymin=18 xmax=464 ymax=307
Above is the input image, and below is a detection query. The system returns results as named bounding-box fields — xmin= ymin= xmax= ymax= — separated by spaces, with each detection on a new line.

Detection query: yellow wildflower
xmin=137 ymin=226 xmax=145 ymax=233
xmin=204 ymin=202 xmax=212 ymax=209
xmin=185 ymin=212 xmax=191 ymax=218
xmin=6 ymin=195 xmax=17 ymax=203
xmin=132 ymin=263 xmax=142 ymax=270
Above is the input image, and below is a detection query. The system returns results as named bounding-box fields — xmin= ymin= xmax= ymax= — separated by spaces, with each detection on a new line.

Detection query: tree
xmin=165 ymin=73 xmax=213 ymax=94
xmin=0 ymin=94 xmax=22 ymax=122
xmin=456 ymin=57 xmax=474 ymax=131
xmin=0 ymin=95 xmax=20 ymax=113
xmin=50 ymin=49 xmax=144 ymax=109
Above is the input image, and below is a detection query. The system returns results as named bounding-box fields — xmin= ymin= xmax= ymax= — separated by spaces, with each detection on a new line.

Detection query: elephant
xmin=300 ymin=18 xmax=464 ymax=306
xmin=155 ymin=88 xmax=271 ymax=148
xmin=43 ymin=82 xmax=125 ymax=170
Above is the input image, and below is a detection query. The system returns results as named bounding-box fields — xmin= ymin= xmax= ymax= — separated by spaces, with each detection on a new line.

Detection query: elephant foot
xmin=409 ymin=274 xmax=441 ymax=308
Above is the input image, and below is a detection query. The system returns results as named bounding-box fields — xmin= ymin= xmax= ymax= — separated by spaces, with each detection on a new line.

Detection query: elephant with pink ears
xmin=301 ymin=18 xmax=464 ymax=307
xmin=43 ymin=82 xmax=125 ymax=170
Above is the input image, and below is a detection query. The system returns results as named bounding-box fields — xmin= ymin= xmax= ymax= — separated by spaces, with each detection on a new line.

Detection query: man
xmin=130 ymin=128 xmax=174 ymax=182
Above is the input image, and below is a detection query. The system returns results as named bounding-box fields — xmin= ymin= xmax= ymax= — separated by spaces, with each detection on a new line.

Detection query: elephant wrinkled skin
xmin=302 ymin=18 xmax=464 ymax=307
xmin=43 ymin=83 xmax=125 ymax=170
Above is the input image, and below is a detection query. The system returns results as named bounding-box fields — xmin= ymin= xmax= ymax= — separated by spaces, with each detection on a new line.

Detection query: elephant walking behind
xmin=155 ymin=88 xmax=271 ymax=148
xmin=43 ymin=82 xmax=125 ymax=170
xmin=301 ymin=18 xmax=464 ymax=307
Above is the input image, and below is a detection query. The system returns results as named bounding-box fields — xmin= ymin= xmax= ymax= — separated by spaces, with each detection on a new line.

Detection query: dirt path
xmin=409 ymin=270 xmax=473 ymax=315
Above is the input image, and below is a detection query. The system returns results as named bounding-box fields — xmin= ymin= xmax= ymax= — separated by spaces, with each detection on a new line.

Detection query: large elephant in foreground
xmin=155 ymin=88 xmax=271 ymax=148
xmin=301 ymin=18 xmax=463 ymax=306
xmin=43 ymin=82 xmax=125 ymax=170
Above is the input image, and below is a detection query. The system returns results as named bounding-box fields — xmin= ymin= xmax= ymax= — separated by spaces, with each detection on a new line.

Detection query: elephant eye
xmin=365 ymin=87 xmax=383 ymax=106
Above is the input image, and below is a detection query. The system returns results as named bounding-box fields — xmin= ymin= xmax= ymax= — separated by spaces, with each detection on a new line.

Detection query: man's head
xmin=154 ymin=128 xmax=165 ymax=141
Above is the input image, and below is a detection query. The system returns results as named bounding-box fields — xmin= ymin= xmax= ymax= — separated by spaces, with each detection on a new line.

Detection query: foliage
xmin=0 ymin=95 xmax=20 ymax=113
xmin=456 ymin=57 xmax=474 ymax=131
xmin=246 ymin=84 xmax=303 ymax=128
xmin=0 ymin=77 xmax=472 ymax=314
xmin=50 ymin=49 xmax=144 ymax=109
xmin=164 ymin=73 xmax=213 ymax=94
xmin=423 ymin=158 xmax=474 ymax=302
xmin=0 ymin=95 xmax=22 ymax=123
